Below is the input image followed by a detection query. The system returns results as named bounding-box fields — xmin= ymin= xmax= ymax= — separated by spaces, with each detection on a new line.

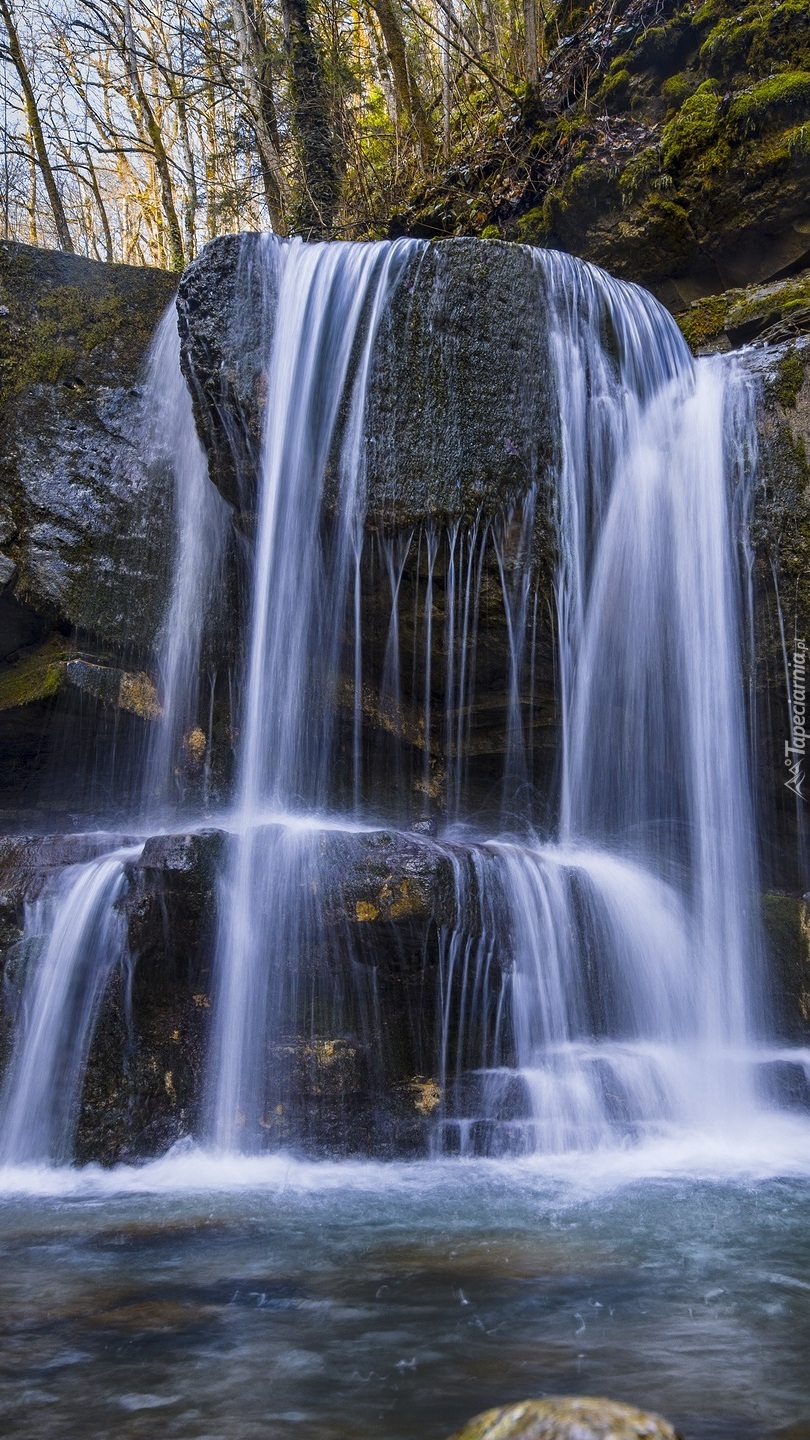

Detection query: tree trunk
xmin=232 ymin=0 xmax=289 ymax=234
xmin=365 ymin=0 xmax=435 ymax=166
xmin=281 ymin=0 xmax=342 ymax=237
xmin=121 ymin=0 xmax=185 ymax=269
xmin=0 ymin=0 xmax=75 ymax=251
xmin=523 ymin=0 xmax=538 ymax=85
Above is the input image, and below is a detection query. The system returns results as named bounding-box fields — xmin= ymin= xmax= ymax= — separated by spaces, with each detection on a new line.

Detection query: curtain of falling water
xmin=0 ymin=846 xmax=143 ymax=1164
xmin=141 ymin=306 xmax=231 ymax=814
xmin=206 ymin=238 xmax=418 ymax=1150
xmin=433 ymin=256 xmax=767 ymax=1153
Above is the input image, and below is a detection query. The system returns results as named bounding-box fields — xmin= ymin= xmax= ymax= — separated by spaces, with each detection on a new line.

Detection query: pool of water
xmin=2 ymin=1124 xmax=810 ymax=1440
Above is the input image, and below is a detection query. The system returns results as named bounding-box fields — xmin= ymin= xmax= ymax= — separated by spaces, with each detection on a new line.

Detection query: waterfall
xmin=0 ymin=846 xmax=141 ymax=1165
xmin=0 ymin=236 xmax=787 ymax=1168
xmin=435 ymin=259 xmax=767 ymax=1153
xmin=198 ymin=237 xmax=770 ymax=1158
xmin=206 ymin=237 xmax=418 ymax=1150
xmin=142 ymin=305 xmax=230 ymax=814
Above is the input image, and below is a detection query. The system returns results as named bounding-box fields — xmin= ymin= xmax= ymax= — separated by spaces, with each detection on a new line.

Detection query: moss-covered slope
xmin=393 ymin=0 xmax=810 ymax=308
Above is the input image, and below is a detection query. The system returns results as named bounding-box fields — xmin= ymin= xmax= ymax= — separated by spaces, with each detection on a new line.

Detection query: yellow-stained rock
xmin=447 ymin=1397 xmax=683 ymax=1440
xmin=118 ymin=670 xmax=162 ymax=720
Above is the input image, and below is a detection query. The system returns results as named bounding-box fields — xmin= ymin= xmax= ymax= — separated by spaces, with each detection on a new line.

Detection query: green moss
xmin=15 ymin=289 xmax=144 ymax=391
xmin=0 ymin=635 xmax=69 ymax=711
xmin=727 ymin=273 xmax=810 ymax=331
xmin=479 ymin=224 xmax=501 ymax=239
xmin=700 ymin=16 xmax=758 ymax=77
xmin=601 ymin=67 xmax=631 ymax=111
xmin=515 ymin=206 xmax=548 ymax=243
xmin=677 ymin=291 xmax=731 ymax=349
xmin=701 ymin=3 xmax=810 ymax=80
xmin=0 ymin=243 xmax=175 ymax=402
xmin=787 ymin=121 xmax=810 ymax=156
xmin=661 ymin=80 xmax=722 ymax=169
xmin=661 ymin=72 xmax=693 ymax=113
xmin=636 ymin=195 xmax=694 ymax=265
xmin=775 ymin=349 xmax=808 ymax=408
xmin=728 ymin=70 xmax=810 ymax=138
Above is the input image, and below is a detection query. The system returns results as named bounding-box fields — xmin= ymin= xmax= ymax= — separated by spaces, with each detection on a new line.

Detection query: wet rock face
xmin=746 ymin=338 xmax=810 ymax=893
xmin=362 ymin=239 xmax=554 ymax=525
xmin=177 ymin=233 xmax=560 ymax=827
xmin=0 ymin=240 xmax=176 ymax=651
xmin=447 ymin=1396 xmax=683 ymax=1440
xmin=177 ymin=234 xmax=557 ymax=527
xmin=176 ymin=232 xmax=272 ymax=513
xmin=0 ymin=241 xmax=177 ymax=821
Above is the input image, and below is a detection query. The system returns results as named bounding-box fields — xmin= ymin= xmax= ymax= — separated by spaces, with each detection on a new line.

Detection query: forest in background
xmin=0 ymin=0 xmax=553 ymax=264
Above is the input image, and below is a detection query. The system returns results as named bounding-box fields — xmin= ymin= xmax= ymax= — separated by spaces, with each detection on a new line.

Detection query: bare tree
xmin=0 ymin=0 xmax=74 ymax=249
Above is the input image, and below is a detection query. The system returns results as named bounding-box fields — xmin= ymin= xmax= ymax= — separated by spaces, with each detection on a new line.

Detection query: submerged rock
xmin=447 ymin=1397 xmax=683 ymax=1440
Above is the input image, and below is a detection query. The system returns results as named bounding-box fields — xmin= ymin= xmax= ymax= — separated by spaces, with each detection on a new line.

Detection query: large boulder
xmin=177 ymin=235 xmax=557 ymax=530
xmin=175 ymin=234 xmax=561 ymax=823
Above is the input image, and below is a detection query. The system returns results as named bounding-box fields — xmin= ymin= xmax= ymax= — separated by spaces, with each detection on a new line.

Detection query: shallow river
xmin=2 ymin=1123 xmax=810 ymax=1440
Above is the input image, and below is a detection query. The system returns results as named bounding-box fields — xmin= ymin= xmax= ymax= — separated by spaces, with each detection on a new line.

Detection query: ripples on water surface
xmin=2 ymin=1129 xmax=810 ymax=1440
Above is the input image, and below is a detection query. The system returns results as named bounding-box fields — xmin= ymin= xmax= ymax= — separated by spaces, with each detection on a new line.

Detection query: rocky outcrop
xmin=743 ymin=335 xmax=810 ymax=893
xmin=176 ymin=233 xmax=560 ymax=822
xmin=0 ymin=242 xmax=177 ymax=820
xmin=395 ymin=0 xmax=810 ymax=311
xmin=177 ymin=235 xmax=556 ymax=531
xmin=0 ymin=240 xmax=176 ymax=649
xmin=678 ymin=269 xmax=810 ymax=352
xmin=447 ymin=1397 xmax=683 ymax=1440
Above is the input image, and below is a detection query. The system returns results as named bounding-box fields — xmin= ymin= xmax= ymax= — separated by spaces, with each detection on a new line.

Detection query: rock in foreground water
xmin=447 ymin=1397 xmax=683 ymax=1440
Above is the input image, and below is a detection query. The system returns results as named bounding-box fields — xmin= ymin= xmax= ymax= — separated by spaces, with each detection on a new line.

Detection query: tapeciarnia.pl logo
xmin=785 ymin=636 xmax=807 ymax=800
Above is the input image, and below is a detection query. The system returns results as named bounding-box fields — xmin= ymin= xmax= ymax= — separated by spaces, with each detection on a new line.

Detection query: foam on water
xmin=2 ymin=1107 xmax=810 ymax=1203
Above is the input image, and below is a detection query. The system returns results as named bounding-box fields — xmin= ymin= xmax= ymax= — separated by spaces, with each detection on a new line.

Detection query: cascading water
xmin=206 ymin=237 xmax=417 ymax=1149
xmin=433 ymin=257 xmax=769 ymax=1154
xmin=142 ymin=306 xmax=231 ymax=813
xmin=0 ymin=845 xmax=142 ymax=1165
xmin=0 ymin=234 xmax=802 ymax=1172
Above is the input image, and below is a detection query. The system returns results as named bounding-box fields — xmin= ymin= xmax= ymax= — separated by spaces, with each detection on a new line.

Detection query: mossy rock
xmin=0 ymin=240 xmax=175 ymax=399
xmin=761 ymin=894 xmax=810 ymax=1037
xmin=392 ymin=0 xmax=810 ymax=301
xmin=0 ymin=634 xmax=69 ymax=711
xmin=728 ymin=71 xmax=810 ymax=140
xmin=447 ymin=1396 xmax=683 ymax=1440
xmin=661 ymin=81 xmax=722 ymax=171
xmin=678 ymin=270 xmax=810 ymax=351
